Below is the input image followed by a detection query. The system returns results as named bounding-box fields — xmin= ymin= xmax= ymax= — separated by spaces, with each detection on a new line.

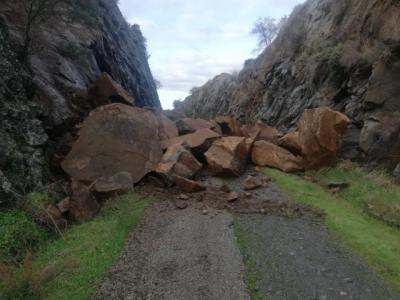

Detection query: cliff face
xmin=0 ymin=0 xmax=160 ymax=206
xmin=182 ymin=0 xmax=400 ymax=171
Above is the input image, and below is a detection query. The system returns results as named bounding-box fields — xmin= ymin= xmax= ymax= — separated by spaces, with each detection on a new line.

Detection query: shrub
xmin=0 ymin=211 xmax=48 ymax=264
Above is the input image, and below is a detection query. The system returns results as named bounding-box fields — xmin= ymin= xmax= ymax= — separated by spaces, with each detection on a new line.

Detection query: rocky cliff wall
xmin=182 ymin=0 xmax=400 ymax=172
xmin=0 ymin=0 xmax=160 ymax=206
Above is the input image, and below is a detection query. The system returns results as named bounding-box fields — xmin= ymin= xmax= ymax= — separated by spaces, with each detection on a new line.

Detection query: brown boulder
xmin=156 ymin=143 xmax=202 ymax=179
xmin=158 ymin=113 xmax=179 ymax=140
xmin=298 ymin=107 xmax=350 ymax=170
xmin=251 ymin=140 xmax=303 ymax=173
xmin=61 ymin=104 xmax=163 ymax=184
xmin=215 ymin=116 xmax=243 ymax=136
xmin=162 ymin=128 xmax=220 ymax=151
xmin=175 ymin=118 xmax=215 ymax=135
xmin=93 ymin=172 xmax=133 ymax=194
xmin=257 ymin=121 xmax=282 ymax=144
xmin=278 ymin=131 xmax=302 ymax=155
xmin=175 ymin=176 xmax=206 ymax=193
xmin=242 ymin=122 xmax=282 ymax=144
xmin=69 ymin=180 xmax=100 ymax=223
xmin=205 ymin=137 xmax=248 ymax=176
xmin=88 ymin=73 xmax=134 ymax=106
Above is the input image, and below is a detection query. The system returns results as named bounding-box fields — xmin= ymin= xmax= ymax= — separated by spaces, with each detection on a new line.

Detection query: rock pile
xmin=55 ymin=76 xmax=350 ymax=224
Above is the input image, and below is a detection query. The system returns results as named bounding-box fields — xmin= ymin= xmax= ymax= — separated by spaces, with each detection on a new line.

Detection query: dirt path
xmin=93 ymin=171 xmax=396 ymax=300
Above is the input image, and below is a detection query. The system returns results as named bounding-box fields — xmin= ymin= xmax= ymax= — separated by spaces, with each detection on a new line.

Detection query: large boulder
xmin=61 ymin=104 xmax=164 ymax=184
xmin=156 ymin=143 xmax=202 ymax=179
xmin=257 ymin=122 xmax=282 ymax=144
xmin=242 ymin=121 xmax=282 ymax=144
xmin=88 ymin=73 xmax=135 ymax=106
xmin=214 ymin=116 xmax=243 ymax=136
xmin=251 ymin=141 xmax=303 ymax=173
xmin=93 ymin=172 xmax=133 ymax=194
xmin=205 ymin=137 xmax=248 ymax=176
xmin=278 ymin=131 xmax=302 ymax=156
xmin=298 ymin=107 xmax=350 ymax=170
xmin=175 ymin=118 xmax=215 ymax=135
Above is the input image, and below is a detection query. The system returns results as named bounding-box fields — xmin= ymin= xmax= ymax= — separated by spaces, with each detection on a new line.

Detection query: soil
xmin=93 ymin=168 xmax=396 ymax=299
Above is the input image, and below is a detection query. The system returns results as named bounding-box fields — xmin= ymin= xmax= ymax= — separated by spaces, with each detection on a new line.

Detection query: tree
xmin=250 ymin=16 xmax=286 ymax=54
xmin=154 ymin=78 xmax=162 ymax=89
xmin=19 ymin=0 xmax=66 ymax=61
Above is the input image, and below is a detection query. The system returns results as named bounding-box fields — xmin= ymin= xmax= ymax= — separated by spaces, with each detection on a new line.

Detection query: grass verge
xmin=264 ymin=166 xmax=400 ymax=292
xmin=1 ymin=192 xmax=150 ymax=300
xmin=234 ymin=222 xmax=264 ymax=300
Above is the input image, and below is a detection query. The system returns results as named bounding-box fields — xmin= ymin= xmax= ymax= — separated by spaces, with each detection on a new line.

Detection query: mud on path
xmin=93 ymin=171 xmax=396 ymax=300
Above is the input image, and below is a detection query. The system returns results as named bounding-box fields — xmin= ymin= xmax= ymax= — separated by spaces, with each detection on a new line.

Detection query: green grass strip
xmin=29 ymin=192 xmax=149 ymax=300
xmin=234 ymin=222 xmax=264 ymax=300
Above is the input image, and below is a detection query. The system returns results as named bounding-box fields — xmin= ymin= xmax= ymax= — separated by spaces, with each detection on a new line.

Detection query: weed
xmin=0 ymin=211 xmax=48 ymax=265
xmin=234 ymin=223 xmax=264 ymax=300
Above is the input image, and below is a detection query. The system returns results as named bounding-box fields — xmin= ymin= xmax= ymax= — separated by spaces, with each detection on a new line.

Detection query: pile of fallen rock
xmin=46 ymin=74 xmax=351 ymax=226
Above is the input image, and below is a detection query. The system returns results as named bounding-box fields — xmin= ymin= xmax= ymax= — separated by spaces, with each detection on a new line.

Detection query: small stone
xmin=339 ymin=291 xmax=348 ymax=296
xmin=220 ymin=184 xmax=231 ymax=193
xmin=254 ymin=166 xmax=261 ymax=172
xmin=179 ymin=194 xmax=190 ymax=200
xmin=260 ymin=208 xmax=266 ymax=214
xmin=227 ymin=192 xmax=239 ymax=202
xmin=202 ymin=209 xmax=209 ymax=215
xmin=243 ymin=175 xmax=262 ymax=190
xmin=175 ymin=201 xmax=188 ymax=210
xmin=244 ymin=192 xmax=252 ymax=198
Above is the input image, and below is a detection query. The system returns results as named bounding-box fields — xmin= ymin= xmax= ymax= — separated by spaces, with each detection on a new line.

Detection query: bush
xmin=0 ymin=211 xmax=48 ymax=264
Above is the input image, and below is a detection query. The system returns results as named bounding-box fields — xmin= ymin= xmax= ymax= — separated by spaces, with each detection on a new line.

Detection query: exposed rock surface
xmin=61 ymin=104 xmax=164 ymax=184
xmin=181 ymin=0 xmax=400 ymax=171
xmin=0 ymin=0 xmax=159 ymax=205
xmin=251 ymin=141 xmax=303 ymax=173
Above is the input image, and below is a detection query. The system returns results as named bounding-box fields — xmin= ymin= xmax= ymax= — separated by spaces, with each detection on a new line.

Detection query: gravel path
xmin=92 ymin=202 xmax=249 ymax=300
xmin=235 ymin=214 xmax=396 ymax=300
xmin=93 ymin=171 xmax=396 ymax=300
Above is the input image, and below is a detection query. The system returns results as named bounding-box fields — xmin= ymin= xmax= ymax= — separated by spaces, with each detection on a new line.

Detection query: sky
xmin=118 ymin=0 xmax=304 ymax=109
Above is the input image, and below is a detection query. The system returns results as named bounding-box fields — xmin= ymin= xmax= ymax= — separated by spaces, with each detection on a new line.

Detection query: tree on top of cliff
xmin=250 ymin=16 xmax=287 ymax=54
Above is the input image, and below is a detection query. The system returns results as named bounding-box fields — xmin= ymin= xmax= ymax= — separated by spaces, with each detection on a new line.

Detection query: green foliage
xmin=0 ymin=192 xmax=150 ymax=300
xmin=264 ymin=167 xmax=400 ymax=292
xmin=67 ymin=0 xmax=102 ymax=27
xmin=234 ymin=223 xmax=264 ymax=300
xmin=316 ymin=45 xmax=344 ymax=82
xmin=0 ymin=211 xmax=48 ymax=264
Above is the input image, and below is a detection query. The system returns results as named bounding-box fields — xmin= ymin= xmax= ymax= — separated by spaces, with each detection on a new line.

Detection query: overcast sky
xmin=118 ymin=0 xmax=304 ymax=109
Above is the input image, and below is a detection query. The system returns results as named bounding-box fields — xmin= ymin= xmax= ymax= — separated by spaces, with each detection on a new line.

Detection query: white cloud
xmin=119 ymin=0 xmax=304 ymax=109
